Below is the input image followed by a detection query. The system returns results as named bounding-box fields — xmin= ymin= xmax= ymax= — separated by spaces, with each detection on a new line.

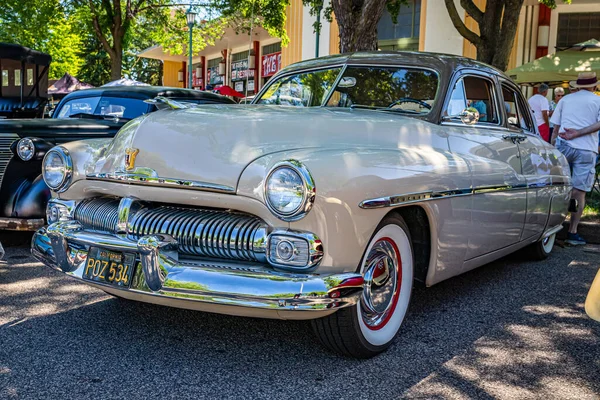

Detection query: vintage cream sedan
xmin=32 ymin=52 xmax=571 ymax=358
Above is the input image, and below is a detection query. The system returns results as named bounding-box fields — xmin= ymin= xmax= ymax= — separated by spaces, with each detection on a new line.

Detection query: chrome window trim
xmin=441 ymin=70 xmax=502 ymax=128
xmin=321 ymin=64 xmax=441 ymax=111
xmin=359 ymin=181 xmax=568 ymax=209
xmin=264 ymin=160 xmax=316 ymax=222
xmin=86 ymin=172 xmax=236 ymax=193
xmin=253 ymin=62 xmax=442 ymax=114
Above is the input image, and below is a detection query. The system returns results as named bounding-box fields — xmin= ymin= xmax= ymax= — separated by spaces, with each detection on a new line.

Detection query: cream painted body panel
xmin=57 ymin=104 xmax=570 ymax=288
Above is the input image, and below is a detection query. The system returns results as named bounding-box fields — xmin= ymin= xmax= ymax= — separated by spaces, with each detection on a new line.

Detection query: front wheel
xmin=311 ymin=215 xmax=414 ymax=358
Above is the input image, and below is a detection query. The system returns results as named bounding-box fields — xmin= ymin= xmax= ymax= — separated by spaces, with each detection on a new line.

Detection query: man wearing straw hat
xmin=550 ymin=72 xmax=600 ymax=246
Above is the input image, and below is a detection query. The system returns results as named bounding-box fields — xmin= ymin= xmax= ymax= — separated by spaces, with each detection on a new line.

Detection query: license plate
xmin=83 ymin=247 xmax=136 ymax=287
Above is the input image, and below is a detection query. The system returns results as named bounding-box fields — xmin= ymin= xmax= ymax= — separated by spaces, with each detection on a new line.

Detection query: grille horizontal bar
xmin=73 ymin=198 xmax=268 ymax=262
xmin=0 ymin=134 xmax=19 ymax=187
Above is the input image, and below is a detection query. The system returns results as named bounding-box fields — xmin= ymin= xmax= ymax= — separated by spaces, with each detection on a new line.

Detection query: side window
xmin=445 ymin=76 xmax=498 ymax=124
xmin=514 ymin=91 xmax=535 ymax=133
xmin=501 ymin=85 xmax=520 ymax=129
xmin=463 ymin=76 xmax=497 ymax=124
xmin=445 ymin=79 xmax=467 ymax=117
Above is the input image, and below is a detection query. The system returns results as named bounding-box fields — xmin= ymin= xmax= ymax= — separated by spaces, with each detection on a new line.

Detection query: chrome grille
xmin=73 ymin=198 xmax=268 ymax=262
xmin=0 ymin=134 xmax=19 ymax=187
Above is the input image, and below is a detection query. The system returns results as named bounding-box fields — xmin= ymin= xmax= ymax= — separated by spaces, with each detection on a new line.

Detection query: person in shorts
xmin=529 ymin=83 xmax=551 ymax=142
xmin=550 ymin=72 xmax=600 ymax=246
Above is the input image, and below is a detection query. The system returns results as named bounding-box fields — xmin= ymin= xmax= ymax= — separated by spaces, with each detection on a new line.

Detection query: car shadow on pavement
xmin=1 ymin=246 xmax=599 ymax=399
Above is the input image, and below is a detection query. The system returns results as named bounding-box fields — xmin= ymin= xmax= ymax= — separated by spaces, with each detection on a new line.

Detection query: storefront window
xmin=207 ymin=58 xmax=223 ymax=87
xmin=377 ymin=0 xmax=420 ymax=51
xmin=557 ymin=12 xmax=600 ymax=48
xmin=231 ymin=51 xmax=255 ymax=95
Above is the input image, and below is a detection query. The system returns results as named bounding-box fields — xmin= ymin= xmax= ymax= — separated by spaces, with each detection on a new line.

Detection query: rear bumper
xmin=31 ymin=222 xmax=364 ymax=320
xmin=0 ymin=217 xmax=45 ymax=231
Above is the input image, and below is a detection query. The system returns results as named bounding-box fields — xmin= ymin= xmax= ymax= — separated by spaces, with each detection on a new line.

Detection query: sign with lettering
xmin=261 ymin=52 xmax=282 ymax=77
xmin=231 ymin=60 xmax=255 ymax=81
xmin=207 ymin=66 xmax=223 ymax=85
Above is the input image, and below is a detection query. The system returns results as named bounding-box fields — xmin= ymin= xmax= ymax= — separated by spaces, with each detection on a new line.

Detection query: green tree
xmin=444 ymin=0 xmax=571 ymax=71
xmin=0 ymin=0 xmax=83 ymax=79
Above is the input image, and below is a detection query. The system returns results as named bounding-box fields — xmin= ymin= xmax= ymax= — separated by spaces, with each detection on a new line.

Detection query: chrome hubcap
xmin=361 ymin=238 xmax=401 ymax=330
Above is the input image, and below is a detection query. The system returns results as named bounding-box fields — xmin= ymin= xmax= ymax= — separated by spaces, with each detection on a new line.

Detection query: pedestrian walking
xmin=528 ymin=83 xmax=551 ymax=142
xmin=550 ymin=72 xmax=600 ymax=246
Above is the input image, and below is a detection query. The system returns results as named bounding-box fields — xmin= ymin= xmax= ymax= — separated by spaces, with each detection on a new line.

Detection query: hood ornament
xmin=125 ymin=148 xmax=139 ymax=171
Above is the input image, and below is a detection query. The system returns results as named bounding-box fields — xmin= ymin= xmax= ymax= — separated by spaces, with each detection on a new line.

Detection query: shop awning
xmin=506 ymin=39 xmax=600 ymax=86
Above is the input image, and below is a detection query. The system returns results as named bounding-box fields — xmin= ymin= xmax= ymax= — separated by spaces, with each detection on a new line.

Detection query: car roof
xmin=278 ymin=51 xmax=505 ymax=78
xmin=62 ymin=86 xmax=235 ymax=103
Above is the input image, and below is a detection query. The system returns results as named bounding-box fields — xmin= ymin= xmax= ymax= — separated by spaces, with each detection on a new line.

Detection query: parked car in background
xmin=0 ymin=86 xmax=234 ymax=230
xmin=33 ymin=52 xmax=571 ymax=358
xmin=0 ymin=42 xmax=51 ymax=119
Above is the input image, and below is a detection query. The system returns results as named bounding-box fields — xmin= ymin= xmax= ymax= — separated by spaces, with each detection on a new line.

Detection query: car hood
xmin=91 ymin=105 xmax=445 ymax=192
xmin=0 ymin=117 xmax=124 ymax=138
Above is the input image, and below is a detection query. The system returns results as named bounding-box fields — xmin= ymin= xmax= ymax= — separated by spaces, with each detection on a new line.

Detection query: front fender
xmin=3 ymin=174 xmax=50 ymax=218
xmin=238 ymin=147 xmax=472 ymax=274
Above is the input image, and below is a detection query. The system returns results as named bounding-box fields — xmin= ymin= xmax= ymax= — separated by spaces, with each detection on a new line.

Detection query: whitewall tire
xmin=311 ymin=214 xmax=414 ymax=358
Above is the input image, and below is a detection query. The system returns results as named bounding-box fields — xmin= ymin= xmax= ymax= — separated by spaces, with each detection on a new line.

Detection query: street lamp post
xmin=186 ymin=7 xmax=197 ymax=89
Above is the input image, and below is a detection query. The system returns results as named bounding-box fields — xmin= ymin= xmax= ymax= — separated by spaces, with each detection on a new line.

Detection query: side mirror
xmin=442 ymin=107 xmax=479 ymax=125
xmin=337 ymin=77 xmax=357 ymax=88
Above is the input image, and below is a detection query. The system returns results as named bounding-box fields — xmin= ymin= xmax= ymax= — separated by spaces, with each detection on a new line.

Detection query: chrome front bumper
xmin=31 ymin=221 xmax=364 ymax=320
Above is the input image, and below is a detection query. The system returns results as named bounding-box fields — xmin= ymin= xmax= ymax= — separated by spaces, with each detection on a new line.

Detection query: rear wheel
xmin=311 ymin=215 xmax=414 ymax=358
xmin=528 ymin=233 xmax=556 ymax=260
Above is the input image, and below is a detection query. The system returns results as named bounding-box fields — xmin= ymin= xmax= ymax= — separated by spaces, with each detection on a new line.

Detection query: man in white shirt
xmin=528 ymin=83 xmax=551 ymax=142
xmin=550 ymin=72 xmax=600 ymax=246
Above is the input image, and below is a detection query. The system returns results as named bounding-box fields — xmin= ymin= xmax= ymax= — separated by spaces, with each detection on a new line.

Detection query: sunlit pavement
xmin=1 ymin=240 xmax=599 ymax=399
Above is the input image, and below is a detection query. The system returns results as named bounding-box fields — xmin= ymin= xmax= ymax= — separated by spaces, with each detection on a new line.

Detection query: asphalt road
xmin=1 ymin=238 xmax=599 ymax=399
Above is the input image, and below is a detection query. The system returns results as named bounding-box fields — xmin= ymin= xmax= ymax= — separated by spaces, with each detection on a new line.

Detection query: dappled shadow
xmin=1 ymin=246 xmax=599 ymax=399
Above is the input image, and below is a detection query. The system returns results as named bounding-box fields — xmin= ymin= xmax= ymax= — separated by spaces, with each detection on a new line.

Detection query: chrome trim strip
xmin=542 ymin=224 xmax=563 ymax=240
xmin=359 ymin=182 xmax=566 ymax=209
xmin=32 ymin=225 xmax=363 ymax=313
xmin=86 ymin=172 xmax=235 ymax=193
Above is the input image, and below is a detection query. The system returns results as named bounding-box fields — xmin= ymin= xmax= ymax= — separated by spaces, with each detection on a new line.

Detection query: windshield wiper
xmin=377 ymin=108 xmax=421 ymax=114
xmin=68 ymin=113 xmax=130 ymax=121
xmin=349 ymin=105 xmax=384 ymax=110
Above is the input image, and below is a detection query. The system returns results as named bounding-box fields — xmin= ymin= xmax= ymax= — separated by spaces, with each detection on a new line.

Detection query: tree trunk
xmin=110 ymin=51 xmax=122 ymax=80
xmin=444 ymin=0 xmax=525 ymax=71
xmin=331 ymin=0 xmax=388 ymax=53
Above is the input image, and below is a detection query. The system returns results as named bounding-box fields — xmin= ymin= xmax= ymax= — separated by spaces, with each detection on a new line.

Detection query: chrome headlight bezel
xmin=42 ymin=146 xmax=73 ymax=193
xmin=264 ymin=160 xmax=315 ymax=222
xmin=16 ymin=138 xmax=35 ymax=161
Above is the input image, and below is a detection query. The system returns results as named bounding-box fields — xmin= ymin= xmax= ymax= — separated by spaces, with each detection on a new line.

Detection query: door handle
xmin=502 ymin=133 xmax=527 ymax=144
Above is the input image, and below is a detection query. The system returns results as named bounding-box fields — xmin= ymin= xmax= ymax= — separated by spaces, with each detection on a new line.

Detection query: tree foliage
xmin=0 ymin=0 xmax=83 ymax=79
xmin=444 ymin=0 xmax=571 ymax=71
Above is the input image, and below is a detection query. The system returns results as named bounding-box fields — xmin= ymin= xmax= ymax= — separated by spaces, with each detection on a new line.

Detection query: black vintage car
xmin=0 ymin=42 xmax=52 ymax=119
xmin=0 ymin=86 xmax=235 ymax=230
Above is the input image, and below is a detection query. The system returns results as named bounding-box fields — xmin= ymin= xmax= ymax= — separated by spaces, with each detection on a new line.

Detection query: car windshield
xmin=55 ymin=96 xmax=149 ymax=119
xmin=255 ymin=65 xmax=439 ymax=115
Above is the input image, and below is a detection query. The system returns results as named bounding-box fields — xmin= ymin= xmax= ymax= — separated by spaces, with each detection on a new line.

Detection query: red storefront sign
xmin=261 ymin=52 xmax=282 ymax=78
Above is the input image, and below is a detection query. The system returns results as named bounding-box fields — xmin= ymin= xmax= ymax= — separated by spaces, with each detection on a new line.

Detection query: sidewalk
xmin=557 ymin=220 xmax=600 ymax=244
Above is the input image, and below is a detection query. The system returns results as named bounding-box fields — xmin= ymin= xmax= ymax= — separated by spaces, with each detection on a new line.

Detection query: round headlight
xmin=17 ymin=138 xmax=35 ymax=161
xmin=265 ymin=161 xmax=315 ymax=221
xmin=42 ymin=147 xmax=72 ymax=192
